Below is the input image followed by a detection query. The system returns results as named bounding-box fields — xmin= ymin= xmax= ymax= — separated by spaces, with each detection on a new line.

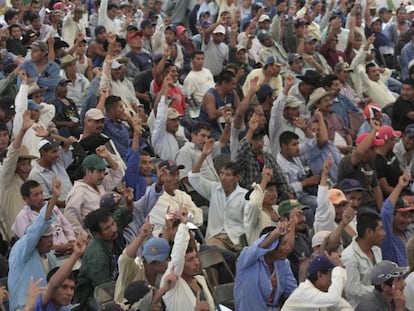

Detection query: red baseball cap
xmin=356 ymin=132 xmax=385 ymax=147
xmin=127 ymin=31 xmax=142 ymax=41
xmin=176 ymin=25 xmax=186 ymax=36
xmin=376 ymin=125 xmax=401 ymax=141
xmin=363 ymin=103 xmax=382 ymax=120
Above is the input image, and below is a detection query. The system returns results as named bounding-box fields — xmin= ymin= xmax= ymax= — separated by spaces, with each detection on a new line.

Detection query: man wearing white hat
xmin=202 ymin=21 xmax=229 ymax=77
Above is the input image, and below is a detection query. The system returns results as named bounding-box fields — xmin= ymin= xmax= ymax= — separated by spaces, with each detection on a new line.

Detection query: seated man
xmin=282 ymin=254 xmax=352 ymax=310
xmin=73 ymin=208 xmax=122 ymax=310
xmin=355 ymin=260 xmax=407 ymax=311
xmin=342 ymin=211 xmax=385 ymax=308
xmin=8 ymin=179 xmax=61 ymax=311
xmin=12 ymin=180 xmax=76 ymax=255
xmin=277 ymin=131 xmax=318 ymax=223
xmin=148 ymin=160 xmax=203 ymax=237
xmin=189 ymin=139 xmax=247 ymax=252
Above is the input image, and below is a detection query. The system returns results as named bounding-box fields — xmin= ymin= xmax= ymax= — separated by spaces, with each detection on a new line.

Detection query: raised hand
xmin=322 ymin=156 xmax=333 ymax=174
xmin=202 ymin=138 xmax=215 ymax=156
xmin=293 ymin=117 xmax=307 ymax=130
xmin=32 ymin=125 xmax=49 ymax=137
xmin=248 ymin=113 xmax=259 ymax=131
xmin=19 ymin=70 xmax=28 ymax=84
xmin=73 ymin=235 xmax=88 ymax=256
xmin=398 ymin=171 xmax=412 ymax=188
xmin=165 ymin=205 xmax=177 ymax=229
xmin=177 ymin=204 xmax=189 ymax=224
xmin=370 ymin=119 xmax=380 ymax=132
xmin=261 ymin=167 xmax=273 ymax=185
xmin=341 ymin=206 xmax=356 ymax=226
xmin=52 ymin=178 xmax=62 ymax=198
xmin=140 ymin=216 xmax=154 ymax=238
xmin=22 ymin=110 xmax=34 ymax=131
xmin=164 ymin=266 xmax=179 ymax=290
xmin=95 ymin=145 xmax=109 ymax=159
xmin=285 ymin=75 xmax=295 ymax=89
xmin=250 ymin=76 xmax=260 ymax=94
xmin=99 ymin=87 xmax=110 ymax=100
xmin=25 ymin=276 xmax=46 ymax=311
xmin=326 ymin=251 xmax=343 ymax=267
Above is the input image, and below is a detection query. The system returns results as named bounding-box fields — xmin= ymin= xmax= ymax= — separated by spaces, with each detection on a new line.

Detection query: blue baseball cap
xmin=308 ymin=255 xmax=335 ymax=276
xmin=142 ymin=238 xmax=170 ymax=263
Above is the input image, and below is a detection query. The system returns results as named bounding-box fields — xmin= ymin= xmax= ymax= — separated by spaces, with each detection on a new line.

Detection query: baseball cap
xmin=142 ymin=237 xmax=171 ymax=263
xmin=124 ymin=280 xmax=153 ymax=306
xmin=364 ymin=103 xmax=382 ymax=120
xmin=339 ymin=178 xmax=365 ymax=192
xmin=311 ymin=230 xmax=331 ymax=248
xmin=371 ymin=16 xmax=382 ymax=25
xmin=394 ymin=198 xmax=414 ymax=212
xmin=407 ymin=5 xmax=414 ymax=13
xmin=100 ymin=192 xmax=124 ymax=212
xmin=0 ymin=97 xmax=15 ymax=116
xmin=294 ymin=18 xmax=307 ymax=27
xmin=58 ymin=79 xmax=71 ymax=85
xmin=284 ymin=96 xmax=302 ymax=109
xmin=213 ymin=24 xmax=226 ymax=34
xmin=305 ymin=35 xmax=318 ymax=43
xmin=278 ymin=199 xmax=307 ymax=217
xmin=236 ymin=44 xmax=247 ymax=53
xmin=176 ymin=25 xmax=186 ymax=36
xmin=111 ymin=60 xmax=122 ymax=69
xmin=28 ymin=99 xmax=41 ymax=111
xmin=167 ymin=108 xmax=182 ymax=119
xmin=356 ymin=132 xmax=385 ymax=147
xmin=256 ymin=84 xmax=277 ymax=102
xmin=85 ymin=108 xmax=105 ymax=120
xmin=329 ymin=189 xmax=348 ymax=205
xmin=53 ymin=39 xmax=69 ymax=50
xmin=127 ymin=30 xmax=142 ymax=41
xmin=258 ymin=14 xmax=271 ymax=23
xmin=38 ymin=137 xmax=62 ymax=152
xmin=266 ymin=56 xmax=284 ymax=66
xmin=31 ymin=40 xmax=48 ymax=52
xmin=166 ymin=24 xmax=177 ymax=34
xmin=288 ymin=53 xmax=302 ymax=64
xmin=140 ymin=19 xmax=152 ymax=29
xmin=376 ymin=125 xmax=401 ymax=141
xmin=308 ymin=255 xmax=335 ymax=276
xmin=379 ymin=7 xmax=391 ymax=14
xmin=334 ymin=62 xmax=353 ymax=73
xmin=257 ymin=29 xmax=272 ymax=42
xmin=405 ymin=124 xmax=414 ymax=137
xmin=370 ymin=260 xmax=408 ymax=285
xmin=158 ymin=160 xmax=184 ymax=172
xmin=82 ymin=154 xmax=108 ymax=171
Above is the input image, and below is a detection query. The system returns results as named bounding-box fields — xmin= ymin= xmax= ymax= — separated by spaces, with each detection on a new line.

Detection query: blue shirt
xmin=381 ymin=199 xmax=412 ymax=266
xmin=306 ymin=140 xmax=341 ymax=184
xmin=18 ymin=60 xmax=60 ymax=103
xmin=103 ymin=118 xmax=130 ymax=161
xmin=400 ymin=41 xmax=414 ymax=80
xmin=125 ymin=142 xmax=157 ymax=201
xmin=234 ymin=233 xmax=297 ymax=311
xmin=8 ymin=205 xmax=58 ymax=311
xmin=34 ymin=295 xmax=70 ymax=311
xmin=332 ymin=94 xmax=361 ymax=129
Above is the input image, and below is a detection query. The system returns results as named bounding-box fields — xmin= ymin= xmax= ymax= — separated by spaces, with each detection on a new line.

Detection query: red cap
xmin=376 ymin=125 xmax=401 ymax=141
xmin=127 ymin=31 xmax=142 ymax=41
xmin=176 ymin=25 xmax=186 ymax=36
xmin=363 ymin=103 xmax=382 ymax=120
xmin=356 ymin=132 xmax=385 ymax=147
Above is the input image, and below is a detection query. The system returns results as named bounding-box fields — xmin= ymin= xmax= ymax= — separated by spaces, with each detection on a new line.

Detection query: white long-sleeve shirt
xmin=282 ymin=267 xmax=353 ymax=311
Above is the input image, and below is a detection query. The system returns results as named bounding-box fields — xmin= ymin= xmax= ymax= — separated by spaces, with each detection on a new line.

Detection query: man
xmin=202 ymin=19 xmax=229 ymax=77
xmin=356 ymin=261 xmax=407 ymax=311
xmin=358 ymin=103 xmax=392 ymax=135
xmin=375 ymin=125 xmax=402 ymax=197
xmin=125 ymin=30 xmax=153 ymax=75
xmin=183 ymin=51 xmax=215 ymax=120
xmin=357 ymin=62 xmax=396 ymax=108
xmin=73 ymin=208 xmax=121 ymax=310
xmin=0 ymin=111 xmax=37 ymax=241
xmin=189 ymin=139 xmax=247 ymax=252
xmin=392 ymin=79 xmax=414 ymax=131
xmin=235 ymin=224 xmax=297 ymax=311
xmin=29 ymin=137 xmax=73 ymax=208
xmin=320 ymin=20 xmax=347 ymax=69
xmin=60 ymin=54 xmax=90 ymax=113
xmin=27 ymin=13 xmax=51 ymax=41
xmin=18 ymin=41 xmax=60 ymax=103
xmin=0 ymin=96 xmax=15 ymax=123
xmin=282 ymin=254 xmax=352 ymax=310
xmin=309 ymin=87 xmax=353 ymax=154
xmin=277 ymin=131 xmax=318 ymax=223
xmin=301 ymin=35 xmax=331 ymax=75
xmin=35 ymin=236 xmax=87 ymax=311
xmin=236 ymin=116 xmax=294 ymax=198
xmin=287 ymin=53 xmax=304 ymax=80
xmin=87 ymin=26 xmax=108 ymax=68
xmin=148 ymin=160 xmax=203 ymax=237
xmin=334 ymin=61 xmax=367 ymax=108
xmin=338 ymin=178 xmax=364 ymax=211
xmin=269 ymin=75 xmax=314 ymax=155
xmin=62 ymin=7 xmax=86 ymax=48
xmin=98 ymin=0 xmax=121 ymax=34
xmin=12 ymin=180 xmax=76 ymax=254
xmin=337 ymin=120 xmax=384 ymax=210
xmin=152 ymin=77 xmax=188 ymax=161
xmin=64 ymin=147 xmax=123 ymax=235
xmin=394 ymin=124 xmax=414 ymax=178
xmin=381 ymin=172 xmax=413 ymax=267
xmin=288 ymin=70 xmax=321 ymax=119
xmin=342 ymin=211 xmax=385 ymax=307
xmin=152 ymin=24 xmax=184 ymax=70
xmin=8 ymin=179 xmax=60 ymax=311
xmin=200 ymin=70 xmax=240 ymax=140
xmin=256 ymin=29 xmax=288 ymax=66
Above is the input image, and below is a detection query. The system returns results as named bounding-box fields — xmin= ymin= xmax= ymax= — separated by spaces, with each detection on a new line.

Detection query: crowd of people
xmin=2 ymin=0 xmax=414 ymax=309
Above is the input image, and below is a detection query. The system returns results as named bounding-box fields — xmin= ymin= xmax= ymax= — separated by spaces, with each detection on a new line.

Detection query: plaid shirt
xmin=235 ymin=137 xmax=294 ymax=201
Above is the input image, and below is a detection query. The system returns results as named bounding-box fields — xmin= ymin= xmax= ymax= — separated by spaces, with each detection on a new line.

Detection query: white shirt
xmin=202 ymin=39 xmax=229 ymax=76
xmin=188 ymin=171 xmax=247 ymax=244
xmin=60 ymin=71 xmax=90 ymax=111
xmin=98 ymin=0 xmax=121 ymax=35
xmin=62 ymin=13 xmax=86 ymax=48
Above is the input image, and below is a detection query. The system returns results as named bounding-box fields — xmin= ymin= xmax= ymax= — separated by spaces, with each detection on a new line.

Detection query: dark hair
xmin=105 ymin=95 xmax=122 ymax=111
xmin=224 ymin=63 xmax=239 ymax=73
xmin=222 ymin=162 xmax=240 ymax=176
xmin=84 ymin=208 xmax=112 ymax=233
xmin=191 ymin=121 xmax=211 ymax=135
xmin=47 ymin=266 xmax=75 ymax=282
xmin=279 ymin=131 xmax=299 ymax=148
xmin=402 ymin=79 xmax=414 ymax=90
xmin=365 ymin=62 xmax=376 ymax=73
xmin=217 ymin=70 xmax=236 ymax=85
xmin=401 ymin=188 xmax=414 ymax=198
xmin=0 ymin=122 xmax=8 ymax=133
xmin=27 ymin=13 xmax=40 ymax=22
xmin=8 ymin=23 xmax=20 ymax=32
xmin=321 ymin=74 xmax=339 ymax=87
xmin=20 ymin=180 xmax=41 ymax=197
xmin=374 ymin=277 xmax=394 ymax=292
xmin=309 ymin=269 xmax=330 ymax=284
xmin=141 ymin=150 xmax=150 ymax=157
xmin=396 ymin=6 xmax=406 ymax=14
xmin=107 ymin=3 xmax=119 ymax=10
xmin=191 ymin=50 xmax=204 ymax=59
xmin=357 ymin=212 xmax=381 ymax=238
xmin=4 ymin=9 xmax=18 ymax=24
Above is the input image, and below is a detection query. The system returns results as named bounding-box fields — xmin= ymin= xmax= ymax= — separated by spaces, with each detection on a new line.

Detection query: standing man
xmin=392 ymin=79 xmax=414 ymax=132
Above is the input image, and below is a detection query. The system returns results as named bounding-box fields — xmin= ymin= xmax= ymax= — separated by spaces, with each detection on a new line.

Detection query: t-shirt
xmin=375 ymin=152 xmax=401 ymax=196
xmin=392 ymin=97 xmax=414 ymax=132
xmin=337 ymin=155 xmax=378 ymax=207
